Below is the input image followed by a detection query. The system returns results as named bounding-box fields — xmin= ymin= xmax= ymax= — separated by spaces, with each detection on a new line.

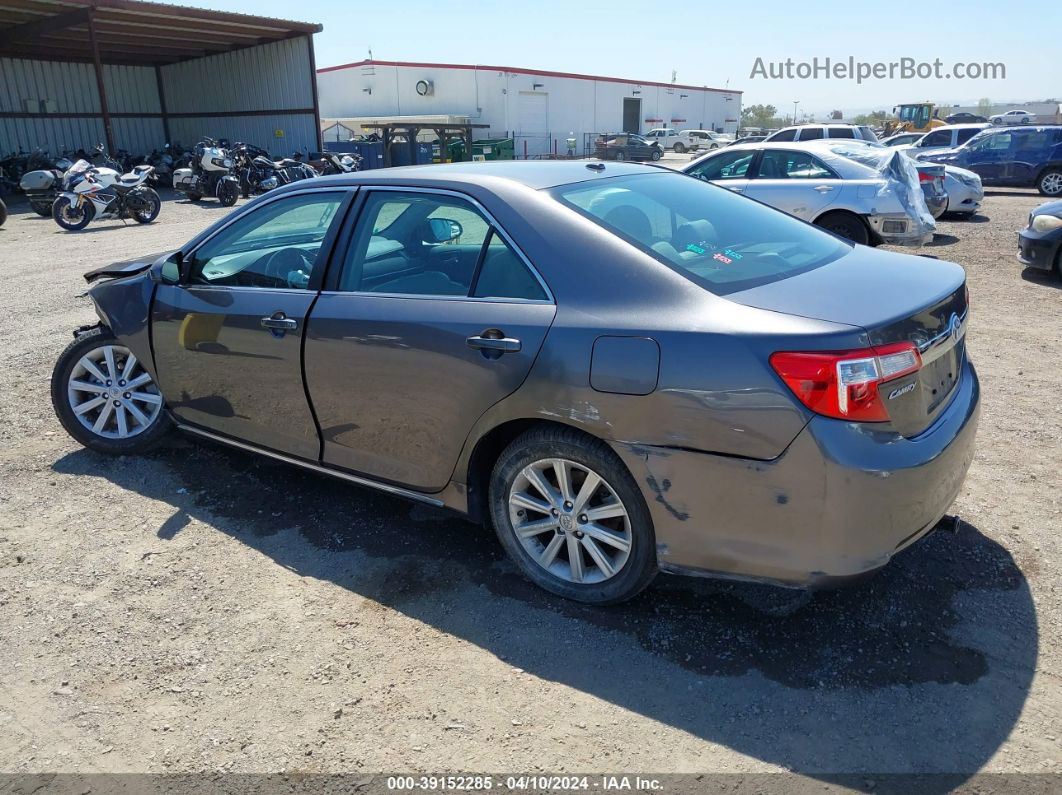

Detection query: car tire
xmin=51 ymin=326 xmax=172 ymax=455
xmin=613 ymin=151 xmax=626 ymax=161
xmin=673 ymin=142 xmax=686 ymax=154
xmin=650 ymin=149 xmax=662 ymax=161
xmin=1037 ymin=169 xmax=1062 ymax=197
xmin=815 ymin=211 xmax=870 ymax=245
xmin=489 ymin=425 xmax=658 ymax=605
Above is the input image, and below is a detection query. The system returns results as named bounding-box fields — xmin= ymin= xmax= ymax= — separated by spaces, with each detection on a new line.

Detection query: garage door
xmin=517 ymin=91 xmax=548 ymax=134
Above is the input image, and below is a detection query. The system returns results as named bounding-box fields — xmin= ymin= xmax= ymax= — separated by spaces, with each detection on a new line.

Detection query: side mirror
xmin=426 ymin=217 xmax=463 ymax=243
xmin=150 ymin=251 xmax=183 ymax=285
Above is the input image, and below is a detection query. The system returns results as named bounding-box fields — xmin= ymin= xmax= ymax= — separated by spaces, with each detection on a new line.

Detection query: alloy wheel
xmin=67 ymin=344 xmax=163 ymax=439
xmin=507 ymin=457 xmax=632 ymax=584
xmin=1041 ymin=172 xmax=1062 ymax=195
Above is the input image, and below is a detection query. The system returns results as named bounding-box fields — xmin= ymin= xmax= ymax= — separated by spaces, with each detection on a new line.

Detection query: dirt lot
xmin=0 ymin=182 xmax=1059 ymax=786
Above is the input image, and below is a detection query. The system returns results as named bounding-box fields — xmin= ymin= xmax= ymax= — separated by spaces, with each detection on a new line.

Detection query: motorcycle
xmin=172 ymin=137 xmax=240 ymax=206
xmin=310 ymin=151 xmax=361 ymax=175
xmin=232 ymin=143 xmax=280 ymax=197
xmin=51 ymin=159 xmax=161 ymax=231
xmin=19 ymin=154 xmax=74 ymax=217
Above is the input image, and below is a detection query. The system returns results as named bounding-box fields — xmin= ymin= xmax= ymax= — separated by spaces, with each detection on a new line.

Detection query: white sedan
xmin=682 ymin=142 xmax=935 ymax=246
xmin=990 ymin=109 xmax=1033 ymax=125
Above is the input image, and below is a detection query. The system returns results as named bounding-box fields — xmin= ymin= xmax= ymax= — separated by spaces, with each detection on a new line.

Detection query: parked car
xmin=764 ymin=124 xmax=879 ymax=143
xmin=594 ymin=134 xmax=663 ymax=161
xmin=727 ymin=135 xmax=766 ymax=146
xmin=1017 ymin=200 xmax=1062 ymax=276
xmin=914 ymin=125 xmax=1062 ymax=196
xmin=683 ymin=130 xmax=730 ymax=151
xmin=51 ymin=161 xmax=979 ymax=605
xmin=945 ymin=112 xmax=988 ymax=124
xmin=684 ymin=142 xmax=942 ymax=244
xmin=904 ymin=124 xmax=990 ymax=156
xmin=881 ymin=132 xmax=925 ymax=147
xmin=644 ymin=128 xmax=696 ymax=153
xmin=990 ymin=109 xmax=1033 ymax=125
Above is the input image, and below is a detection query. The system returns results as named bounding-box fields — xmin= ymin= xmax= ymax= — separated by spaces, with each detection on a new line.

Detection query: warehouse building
xmin=317 ymin=60 xmax=741 ymax=157
xmin=0 ymin=0 xmax=323 ymax=158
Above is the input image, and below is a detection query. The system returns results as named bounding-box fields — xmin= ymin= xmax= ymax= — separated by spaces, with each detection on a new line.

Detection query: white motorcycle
xmin=52 ymin=160 xmax=161 ymax=231
xmin=172 ymin=137 xmax=240 ymax=206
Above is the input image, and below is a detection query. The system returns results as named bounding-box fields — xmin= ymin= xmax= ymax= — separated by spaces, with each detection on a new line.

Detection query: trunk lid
xmin=732 ymin=246 xmax=968 ymax=436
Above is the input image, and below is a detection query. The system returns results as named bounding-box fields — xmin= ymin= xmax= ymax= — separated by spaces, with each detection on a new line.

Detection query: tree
xmin=830 ymin=109 xmax=843 ymax=120
xmin=978 ymin=98 xmax=993 ymax=116
xmin=741 ymin=104 xmax=782 ymax=129
xmin=852 ymin=110 xmax=889 ymax=126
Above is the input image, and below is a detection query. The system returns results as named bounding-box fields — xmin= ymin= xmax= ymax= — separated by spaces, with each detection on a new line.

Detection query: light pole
xmin=793 ymin=100 xmax=800 ymax=125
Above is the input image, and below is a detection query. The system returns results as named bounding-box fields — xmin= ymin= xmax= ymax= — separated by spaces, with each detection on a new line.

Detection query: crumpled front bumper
xmin=611 ymin=358 xmax=980 ymax=588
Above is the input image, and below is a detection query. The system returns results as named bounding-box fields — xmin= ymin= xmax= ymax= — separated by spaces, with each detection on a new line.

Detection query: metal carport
xmin=0 ymin=0 xmax=323 ymax=156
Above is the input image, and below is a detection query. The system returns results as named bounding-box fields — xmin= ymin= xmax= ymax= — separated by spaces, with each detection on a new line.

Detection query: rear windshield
xmin=550 ymin=173 xmax=849 ymax=295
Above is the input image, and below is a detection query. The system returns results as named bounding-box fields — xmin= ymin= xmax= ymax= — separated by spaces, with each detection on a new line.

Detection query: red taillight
xmin=770 ymin=342 xmax=922 ymax=422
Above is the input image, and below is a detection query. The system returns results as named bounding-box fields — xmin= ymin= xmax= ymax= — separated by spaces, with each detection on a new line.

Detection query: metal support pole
xmin=154 ymin=65 xmax=171 ymax=144
xmin=87 ymin=10 xmax=115 ymax=154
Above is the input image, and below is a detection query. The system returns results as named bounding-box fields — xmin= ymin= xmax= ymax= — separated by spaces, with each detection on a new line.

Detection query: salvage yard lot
xmin=0 ymin=184 xmax=1059 ymax=779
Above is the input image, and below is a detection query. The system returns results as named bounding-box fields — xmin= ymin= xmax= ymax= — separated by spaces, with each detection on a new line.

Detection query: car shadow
xmin=52 ymin=439 xmax=1037 ymax=787
xmin=926 ymin=233 xmax=960 ymax=247
xmin=1020 ymin=267 xmax=1062 ymax=289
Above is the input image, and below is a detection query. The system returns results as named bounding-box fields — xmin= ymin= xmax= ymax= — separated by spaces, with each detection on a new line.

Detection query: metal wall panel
xmin=111 ymin=116 xmax=166 ymax=154
xmin=0 ymin=57 xmax=100 ymax=114
xmin=161 ymin=37 xmax=312 ymax=114
xmin=167 ymin=114 xmax=317 ymax=155
xmin=0 ymin=116 xmax=105 ymax=155
xmin=103 ymin=64 xmax=161 ymax=114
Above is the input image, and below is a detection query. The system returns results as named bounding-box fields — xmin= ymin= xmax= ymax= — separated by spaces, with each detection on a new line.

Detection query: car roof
xmin=933 ymin=123 xmax=991 ymax=131
xmin=269 ymin=160 xmax=670 ymax=193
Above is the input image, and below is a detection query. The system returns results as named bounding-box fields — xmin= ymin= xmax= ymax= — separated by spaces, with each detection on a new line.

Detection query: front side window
xmin=920 ymin=130 xmax=952 ymax=147
xmin=339 ymin=191 xmax=545 ymax=300
xmin=797 ymin=127 xmax=824 ymax=141
xmin=755 ymin=150 xmax=835 ymax=179
xmin=769 ymin=129 xmax=797 ymax=141
xmin=970 ymin=132 xmax=1012 ymax=151
xmin=553 ymin=173 xmax=848 ymax=295
xmin=188 ymin=191 xmax=345 ymax=289
xmin=956 ymin=128 xmax=981 ymax=145
xmin=687 ymin=149 xmax=755 ymax=181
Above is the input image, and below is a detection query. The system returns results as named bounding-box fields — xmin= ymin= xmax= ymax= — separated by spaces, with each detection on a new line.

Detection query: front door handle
xmin=467 ymin=331 xmax=521 ymax=354
xmin=261 ymin=313 xmax=298 ymax=331
xmin=726 ymin=185 xmax=744 ymax=193
xmin=814 ymin=185 xmax=835 ymax=192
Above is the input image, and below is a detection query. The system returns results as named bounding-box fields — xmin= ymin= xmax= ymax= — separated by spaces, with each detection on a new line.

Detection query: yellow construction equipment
xmin=883 ymin=103 xmax=947 ymax=136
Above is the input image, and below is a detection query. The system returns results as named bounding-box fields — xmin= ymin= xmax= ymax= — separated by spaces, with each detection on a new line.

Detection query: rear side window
xmin=756 ymin=150 xmax=835 ymax=179
xmin=956 ymin=128 xmax=981 ymax=145
xmin=552 ymin=173 xmax=848 ymax=295
xmin=827 ymin=127 xmax=856 ymax=139
xmin=1014 ymin=130 xmax=1054 ymax=152
xmin=858 ymin=126 xmax=878 ymax=141
xmin=769 ymin=129 xmax=797 ymax=141
xmin=797 ymin=127 xmax=824 ymax=141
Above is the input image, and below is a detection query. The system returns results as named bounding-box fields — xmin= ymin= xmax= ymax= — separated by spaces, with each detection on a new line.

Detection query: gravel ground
xmin=0 ymin=184 xmax=1059 ymax=786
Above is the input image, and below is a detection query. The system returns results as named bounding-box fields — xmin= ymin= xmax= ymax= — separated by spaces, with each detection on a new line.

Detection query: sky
xmin=201 ymin=0 xmax=1057 ymax=116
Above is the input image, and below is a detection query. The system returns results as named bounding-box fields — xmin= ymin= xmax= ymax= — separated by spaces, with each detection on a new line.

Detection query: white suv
xmin=683 ymin=130 xmax=731 ymax=151
xmin=764 ymin=124 xmax=879 ymax=143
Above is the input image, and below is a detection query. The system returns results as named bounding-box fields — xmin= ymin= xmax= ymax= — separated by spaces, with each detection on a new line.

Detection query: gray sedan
xmin=52 ymin=162 xmax=979 ymax=604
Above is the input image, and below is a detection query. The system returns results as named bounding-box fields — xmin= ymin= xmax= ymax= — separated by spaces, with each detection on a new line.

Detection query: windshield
xmin=67 ymin=160 xmax=91 ymax=175
xmin=551 ymin=173 xmax=849 ymax=295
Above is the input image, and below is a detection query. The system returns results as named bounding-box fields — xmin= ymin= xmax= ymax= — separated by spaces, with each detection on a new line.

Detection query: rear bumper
xmin=613 ymin=358 xmax=980 ymax=588
xmin=867 ymin=213 xmax=935 ymax=246
xmin=1017 ymin=228 xmax=1062 ymax=271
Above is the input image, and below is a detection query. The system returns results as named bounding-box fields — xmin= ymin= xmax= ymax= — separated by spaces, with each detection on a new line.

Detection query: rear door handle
xmin=467 ymin=334 xmax=521 ymax=353
xmin=726 ymin=185 xmax=744 ymax=193
xmin=814 ymin=185 xmax=835 ymax=192
xmin=261 ymin=313 xmax=298 ymax=331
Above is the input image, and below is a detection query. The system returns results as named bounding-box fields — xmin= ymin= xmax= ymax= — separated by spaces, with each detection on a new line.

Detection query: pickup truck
xmin=644 ymin=128 xmax=696 ymax=153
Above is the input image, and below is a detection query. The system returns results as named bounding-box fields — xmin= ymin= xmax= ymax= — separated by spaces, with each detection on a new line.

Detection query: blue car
xmin=915 ymin=126 xmax=1062 ymax=197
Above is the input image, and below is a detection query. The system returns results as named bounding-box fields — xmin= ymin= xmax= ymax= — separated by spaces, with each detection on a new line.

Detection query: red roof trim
xmin=317 ymin=59 xmax=741 ymax=95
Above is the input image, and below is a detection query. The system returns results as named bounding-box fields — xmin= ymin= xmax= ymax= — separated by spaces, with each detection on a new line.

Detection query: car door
xmin=685 ymin=148 xmax=757 ymax=194
xmin=304 ymin=188 xmax=556 ymax=492
xmin=961 ymin=131 xmax=1012 ymax=184
xmin=741 ymin=149 xmax=841 ymax=220
xmin=151 ymin=188 xmax=351 ymax=459
xmin=1006 ymin=128 xmax=1054 ymax=185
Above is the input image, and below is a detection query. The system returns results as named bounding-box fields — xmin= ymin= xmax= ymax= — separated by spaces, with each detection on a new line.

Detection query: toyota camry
xmin=52 ymin=161 xmax=979 ymax=604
